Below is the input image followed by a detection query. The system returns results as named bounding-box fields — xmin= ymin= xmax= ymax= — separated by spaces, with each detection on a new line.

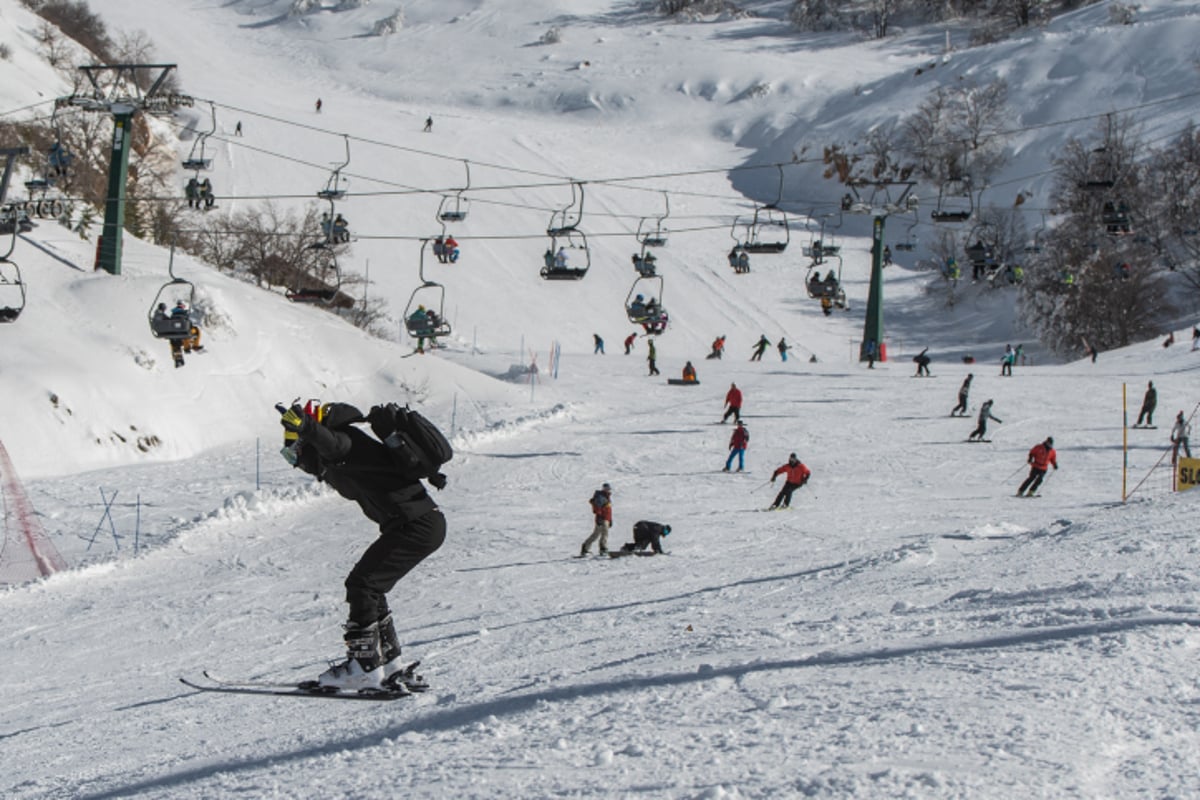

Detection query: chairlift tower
xmin=840 ymin=181 xmax=917 ymax=362
xmin=56 ymin=64 xmax=191 ymax=275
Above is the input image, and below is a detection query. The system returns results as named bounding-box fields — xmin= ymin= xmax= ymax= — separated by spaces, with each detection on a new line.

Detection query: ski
xmin=185 ymin=660 xmax=429 ymax=699
xmin=181 ymin=675 xmax=412 ymax=701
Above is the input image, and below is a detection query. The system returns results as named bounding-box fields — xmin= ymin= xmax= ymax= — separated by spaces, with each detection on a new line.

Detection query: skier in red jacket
xmin=1016 ymin=437 xmax=1057 ymax=496
xmin=723 ymin=383 xmax=743 ymax=423
xmin=723 ymin=420 xmax=749 ymax=472
xmin=769 ymin=453 xmax=811 ymax=509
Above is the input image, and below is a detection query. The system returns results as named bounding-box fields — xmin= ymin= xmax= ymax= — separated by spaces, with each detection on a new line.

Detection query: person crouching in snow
xmin=618 ymin=520 xmax=671 ymax=555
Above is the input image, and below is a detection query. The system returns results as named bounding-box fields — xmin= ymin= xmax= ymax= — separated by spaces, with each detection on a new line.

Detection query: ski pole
xmin=751 ymin=479 xmax=772 ymax=493
xmin=1005 ymin=462 xmax=1027 ymax=481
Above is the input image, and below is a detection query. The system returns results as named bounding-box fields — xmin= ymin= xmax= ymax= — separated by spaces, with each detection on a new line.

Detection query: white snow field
xmin=2 ymin=1 xmax=1200 ymax=797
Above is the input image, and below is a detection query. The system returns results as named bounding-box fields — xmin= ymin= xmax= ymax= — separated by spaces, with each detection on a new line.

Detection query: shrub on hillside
xmin=24 ymin=0 xmax=112 ymax=61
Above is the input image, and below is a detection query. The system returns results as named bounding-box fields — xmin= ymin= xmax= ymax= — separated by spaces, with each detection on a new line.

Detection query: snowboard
xmin=608 ymin=549 xmax=659 ymax=558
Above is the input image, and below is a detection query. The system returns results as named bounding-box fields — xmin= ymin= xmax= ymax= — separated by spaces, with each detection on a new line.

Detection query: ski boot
xmin=378 ymin=614 xmax=427 ymax=692
xmin=315 ymin=621 xmax=384 ymax=692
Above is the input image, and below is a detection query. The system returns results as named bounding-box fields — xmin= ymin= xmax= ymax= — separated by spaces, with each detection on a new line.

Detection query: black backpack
xmin=367 ymin=403 xmax=453 ymax=489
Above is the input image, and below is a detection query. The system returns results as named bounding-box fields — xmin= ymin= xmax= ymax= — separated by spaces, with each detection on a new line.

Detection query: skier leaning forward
xmin=769 ymin=453 xmax=811 ymax=510
xmin=279 ymin=401 xmax=447 ymax=692
xmin=1016 ymin=437 xmax=1057 ymax=496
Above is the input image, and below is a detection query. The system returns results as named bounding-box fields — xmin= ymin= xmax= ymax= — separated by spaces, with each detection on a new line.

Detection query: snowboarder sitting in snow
xmin=682 ymin=361 xmax=697 ymax=383
xmin=618 ymin=520 xmax=671 ymax=555
xmin=278 ymin=401 xmax=446 ymax=692
xmin=769 ymin=453 xmax=811 ymax=510
xmin=1016 ymin=437 xmax=1057 ymax=497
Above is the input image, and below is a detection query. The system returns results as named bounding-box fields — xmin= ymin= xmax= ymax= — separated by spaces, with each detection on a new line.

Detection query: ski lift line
xmin=199 ymin=98 xmax=825 ymax=197
xmin=205 ymin=89 xmax=1200 ymax=197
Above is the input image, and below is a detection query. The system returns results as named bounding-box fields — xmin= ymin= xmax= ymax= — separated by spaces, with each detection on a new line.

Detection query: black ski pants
xmin=952 ymin=393 xmax=968 ymax=416
xmin=344 ymin=508 xmax=446 ymax=627
xmin=771 ymin=481 xmax=802 ymax=509
xmin=1018 ymin=467 xmax=1047 ymax=495
xmin=722 ymin=405 xmax=741 ymax=423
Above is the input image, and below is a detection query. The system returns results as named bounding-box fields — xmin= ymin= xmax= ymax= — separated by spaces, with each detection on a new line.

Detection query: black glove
xmin=278 ymin=403 xmax=313 ymax=438
xmin=366 ymin=403 xmax=398 ymax=440
xmin=428 ymin=472 xmax=448 ymax=491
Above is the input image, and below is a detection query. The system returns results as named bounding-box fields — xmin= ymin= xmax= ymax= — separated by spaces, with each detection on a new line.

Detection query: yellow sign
xmin=1178 ymin=457 xmax=1200 ymax=492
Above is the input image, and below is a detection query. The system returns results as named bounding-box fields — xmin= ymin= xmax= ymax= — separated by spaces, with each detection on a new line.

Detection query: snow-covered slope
xmin=2 ymin=1 xmax=1200 ymax=797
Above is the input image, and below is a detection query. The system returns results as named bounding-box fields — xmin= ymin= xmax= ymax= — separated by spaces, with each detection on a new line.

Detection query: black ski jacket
xmin=295 ymin=408 xmax=436 ymax=528
xmin=632 ymin=520 xmax=669 ymax=554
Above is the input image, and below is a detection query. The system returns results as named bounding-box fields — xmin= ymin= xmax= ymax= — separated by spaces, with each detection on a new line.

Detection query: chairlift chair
xmin=437 ymin=160 xmax=471 ymax=222
xmin=739 ymin=205 xmax=790 ymax=253
xmin=894 ymin=216 xmax=919 ymax=252
xmin=804 ymin=257 xmax=847 ymax=309
xmin=625 ymin=274 xmax=668 ymax=333
xmin=540 ymin=229 xmax=591 ymax=280
xmin=317 ymin=134 xmax=351 ymax=202
xmin=287 ymin=246 xmax=349 ymax=307
xmin=929 ymin=176 xmax=975 ymax=223
xmin=0 ymin=223 xmax=25 ymax=321
xmin=403 ymin=239 xmax=453 ymax=339
xmin=1102 ymin=199 xmax=1132 ymax=236
xmin=181 ymin=102 xmax=216 ymax=172
xmin=148 ymin=249 xmax=197 ymax=341
xmin=636 ymin=191 xmax=670 ymax=248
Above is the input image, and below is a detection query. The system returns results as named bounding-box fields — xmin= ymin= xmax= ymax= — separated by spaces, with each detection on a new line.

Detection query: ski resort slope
xmin=6 ymin=339 xmax=1200 ymax=799
xmin=2 ymin=0 xmax=1200 ymax=797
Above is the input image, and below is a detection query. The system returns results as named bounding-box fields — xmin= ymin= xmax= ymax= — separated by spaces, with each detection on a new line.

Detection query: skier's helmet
xmin=1045 ymin=437 xmax=1054 ymax=448
xmin=662 ymin=525 xmax=671 ymax=536
xmin=602 ymin=482 xmax=613 ymax=493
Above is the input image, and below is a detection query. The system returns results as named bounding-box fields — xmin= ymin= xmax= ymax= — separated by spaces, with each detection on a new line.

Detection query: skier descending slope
xmin=768 ymin=453 xmax=811 ymax=510
xmin=1016 ymin=437 xmax=1058 ymax=497
xmin=278 ymin=401 xmax=448 ymax=693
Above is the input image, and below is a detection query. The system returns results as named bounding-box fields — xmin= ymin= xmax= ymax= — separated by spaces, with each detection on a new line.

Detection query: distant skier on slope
xmin=1016 ymin=437 xmax=1057 ymax=496
xmin=722 ymin=382 xmax=743 ymax=423
xmin=967 ymin=399 xmax=1002 ymax=442
xmin=751 ymin=335 xmax=770 ymax=361
xmin=1135 ymin=381 xmax=1157 ymax=427
xmin=580 ymin=483 xmax=613 ymax=556
xmin=951 ymin=374 xmax=973 ymax=417
xmin=769 ymin=453 xmax=811 ymax=510
xmin=723 ymin=420 xmax=749 ymax=473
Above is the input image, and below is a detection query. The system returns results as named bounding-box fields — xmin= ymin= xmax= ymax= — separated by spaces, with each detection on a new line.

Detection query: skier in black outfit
xmin=951 ymin=374 xmax=973 ymax=416
xmin=1135 ymin=381 xmax=1157 ymax=427
xmin=751 ymin=335 xmax=771 ymax=361
xmin=618 ymin=520 xmax=671 ymax=555
xmin=279 ymin=402 xmax=447 ymax=692
xmin=967 ymin=399 xmax=1002 ymax=441
xmin=913 ymin=347 xmax=932 ymax=377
